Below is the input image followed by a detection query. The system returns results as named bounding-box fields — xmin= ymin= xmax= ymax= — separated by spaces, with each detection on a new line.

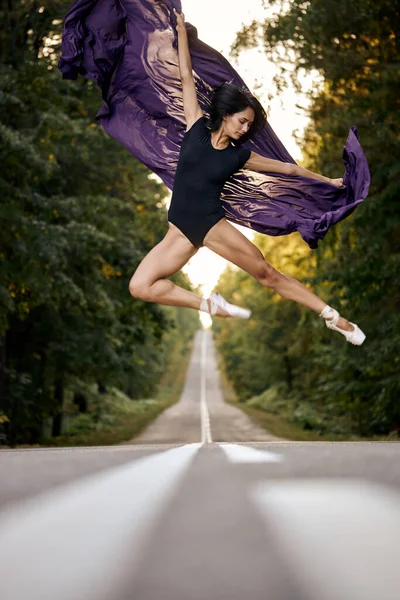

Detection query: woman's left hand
xmin=173 ymin=8 xmax=185 ymax=32
xmin=330 ymin=177 xmax=345 ymax=188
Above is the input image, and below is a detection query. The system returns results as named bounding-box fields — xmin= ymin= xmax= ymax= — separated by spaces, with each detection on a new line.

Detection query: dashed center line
xmin=0 ymin=443 xmax=201 ymax=600
xmin=219 ymin=443 xmax=283 ymax=463
xmin=251 ymin=479 xmax=400 ymax=600
xmin=200 ymin=330 xmax=212 ymax=444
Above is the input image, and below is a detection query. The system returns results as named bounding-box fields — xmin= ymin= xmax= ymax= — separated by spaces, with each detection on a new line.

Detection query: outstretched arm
xmin=173 ymin=9 xmax=203 ymax=131
xmin=244 ymin=152 xmax=344 ymax=188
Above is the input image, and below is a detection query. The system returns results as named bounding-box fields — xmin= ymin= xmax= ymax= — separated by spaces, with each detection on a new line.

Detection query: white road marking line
xmin=252 ymin=479 xmax=400 ymax=600
xmin=0 ymin=443 xmax=201 ymax=600
xmin=200 ymin=330 xmax=212 ymax=444
xmin=219 ymin=443 xmax=283 ymax=463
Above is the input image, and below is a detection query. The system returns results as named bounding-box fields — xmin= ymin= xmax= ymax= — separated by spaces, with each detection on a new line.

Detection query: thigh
xmin=131 ymin=223 xmax=198 ymax=285
xmin=203 ymin=218 xmax=269 ymax=278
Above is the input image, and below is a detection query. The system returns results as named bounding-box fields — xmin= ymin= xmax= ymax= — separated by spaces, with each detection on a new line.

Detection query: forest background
xmin=1 ymin=0 xmax=399 ymax=444
xmin=215 ymin=0 xmax=400 ymax=439
xmin=0 ymin=0 xmax=199 ymax=445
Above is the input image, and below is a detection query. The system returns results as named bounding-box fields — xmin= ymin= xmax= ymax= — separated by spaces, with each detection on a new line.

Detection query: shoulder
xmin=185 ymin=113 xmax=206 ymax=134
xmin=235 ymin=145 xmax=252 ymax=170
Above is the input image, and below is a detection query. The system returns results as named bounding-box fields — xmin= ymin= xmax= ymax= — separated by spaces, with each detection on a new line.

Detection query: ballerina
xmin=127 ymin=9 xmax=365 ymax=345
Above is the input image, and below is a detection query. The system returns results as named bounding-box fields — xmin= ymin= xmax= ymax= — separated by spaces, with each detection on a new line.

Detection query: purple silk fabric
xmin=58 ymin=0 xmax=370 ymax=248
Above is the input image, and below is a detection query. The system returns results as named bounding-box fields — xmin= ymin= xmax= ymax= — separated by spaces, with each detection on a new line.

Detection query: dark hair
xmin=206 ymin=82 xmax=267 ymax=145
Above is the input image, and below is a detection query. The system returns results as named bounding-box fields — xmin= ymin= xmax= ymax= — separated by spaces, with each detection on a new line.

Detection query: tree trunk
xmin=73 ymin=392 xmax=87 ymax=413
xmin=52 ymin=378 xmax=64 ymax=437
xmin=98 ymin=382 xmax=107 ymax=394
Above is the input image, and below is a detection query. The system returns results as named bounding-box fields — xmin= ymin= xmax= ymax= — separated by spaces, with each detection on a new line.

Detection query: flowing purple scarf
xmin=58 ymin=0 xmax=370 ymax=249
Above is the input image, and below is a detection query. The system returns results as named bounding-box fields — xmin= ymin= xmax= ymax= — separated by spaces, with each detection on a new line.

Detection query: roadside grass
xmin=39 ymin=336 xmax=193 ymax=447
xmin=218 ymin=356 xmax=399 ymax=443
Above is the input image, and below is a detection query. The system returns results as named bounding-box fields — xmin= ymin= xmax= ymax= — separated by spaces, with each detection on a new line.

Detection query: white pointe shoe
xmin=319 ymin=305 xmax=366 ymax=345
xmin=200 ymin=292 xmax=251 ymax=319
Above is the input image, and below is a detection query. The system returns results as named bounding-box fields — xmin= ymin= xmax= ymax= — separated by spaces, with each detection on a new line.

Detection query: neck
xmin=211 ymin=125 xmax=230 ymax=148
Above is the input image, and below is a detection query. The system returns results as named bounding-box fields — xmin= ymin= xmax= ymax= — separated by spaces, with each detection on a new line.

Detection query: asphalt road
xmin=1 ymin=330 xmax=400 ymax=600
xmin=133 ymin=330 xmax=280 ymax=444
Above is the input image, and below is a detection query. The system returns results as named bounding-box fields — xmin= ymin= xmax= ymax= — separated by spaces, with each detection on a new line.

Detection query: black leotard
xmin=168 ymin=116 xmax=251 ymax=248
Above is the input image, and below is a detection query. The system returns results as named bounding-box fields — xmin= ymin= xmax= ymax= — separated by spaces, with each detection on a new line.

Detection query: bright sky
xmin=174 ymin=1 xmax=316 ymax=312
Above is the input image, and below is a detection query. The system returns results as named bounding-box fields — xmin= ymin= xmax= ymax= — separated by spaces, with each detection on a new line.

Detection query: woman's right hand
xmin=330 ymin=177 xmax=346 ymax=188
xmin=173 ymin=8 xmax=185 ymax=32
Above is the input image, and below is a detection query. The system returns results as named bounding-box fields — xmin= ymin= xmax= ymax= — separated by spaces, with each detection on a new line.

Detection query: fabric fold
xmin=58 ymin=0 xmax=370 ymax=249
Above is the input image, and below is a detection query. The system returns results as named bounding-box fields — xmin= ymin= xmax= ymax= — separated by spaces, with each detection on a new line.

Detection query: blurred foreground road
xmin=1 ymin=330 xmax=400 ymax=600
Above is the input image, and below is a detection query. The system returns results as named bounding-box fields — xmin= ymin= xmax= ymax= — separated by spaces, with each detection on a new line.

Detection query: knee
xmin=129 ymin=276 xmax=152 ymax=301
xmin=255 ymin=261 xmax=282 ymax=289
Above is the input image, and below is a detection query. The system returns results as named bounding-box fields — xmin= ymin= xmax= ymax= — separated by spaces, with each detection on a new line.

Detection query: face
xmin=223 ymin=107 xmax=255 ymax=140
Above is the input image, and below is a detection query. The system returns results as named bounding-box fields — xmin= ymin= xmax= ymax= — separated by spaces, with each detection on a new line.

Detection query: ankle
xmin=200 ymin=296 xmax=218 ymax=316
xmin=199 ymin=297 xmax=209 ymax=313
xmin=319 ymin=304 xmax=334 ymax=319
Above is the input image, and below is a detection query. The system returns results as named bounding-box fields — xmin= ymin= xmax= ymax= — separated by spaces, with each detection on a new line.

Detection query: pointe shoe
xmin=319 ymin=305 xmax=366 ymax=346
xmin=200 ymin=292 xmax=251 ymax=319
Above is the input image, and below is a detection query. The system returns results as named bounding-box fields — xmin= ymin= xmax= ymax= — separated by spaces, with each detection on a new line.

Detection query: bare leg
xmin=129 ymin=223 xmax=199 ymax=308
xmin=203 ymin=219 xmax=354 ymax=331
xmin=129 ymin=223 xmax=229 ymax=316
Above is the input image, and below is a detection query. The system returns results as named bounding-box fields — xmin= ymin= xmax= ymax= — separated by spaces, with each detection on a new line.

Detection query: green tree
xmin=0 ymin=2 xmax=199 ymax=444
xmin=218 ymin=0 xmax=400 ymax=436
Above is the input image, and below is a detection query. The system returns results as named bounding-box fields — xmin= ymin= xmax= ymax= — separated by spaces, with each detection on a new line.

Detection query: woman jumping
xmin=128 ymin=9 xmax=365 ymax=345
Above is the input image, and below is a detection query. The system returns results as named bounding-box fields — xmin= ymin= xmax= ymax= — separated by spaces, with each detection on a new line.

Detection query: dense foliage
xmin=0 ymin=1 xmax=199 ymax=445
xmin=215 ymin=0 xmax=400 ymax=437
